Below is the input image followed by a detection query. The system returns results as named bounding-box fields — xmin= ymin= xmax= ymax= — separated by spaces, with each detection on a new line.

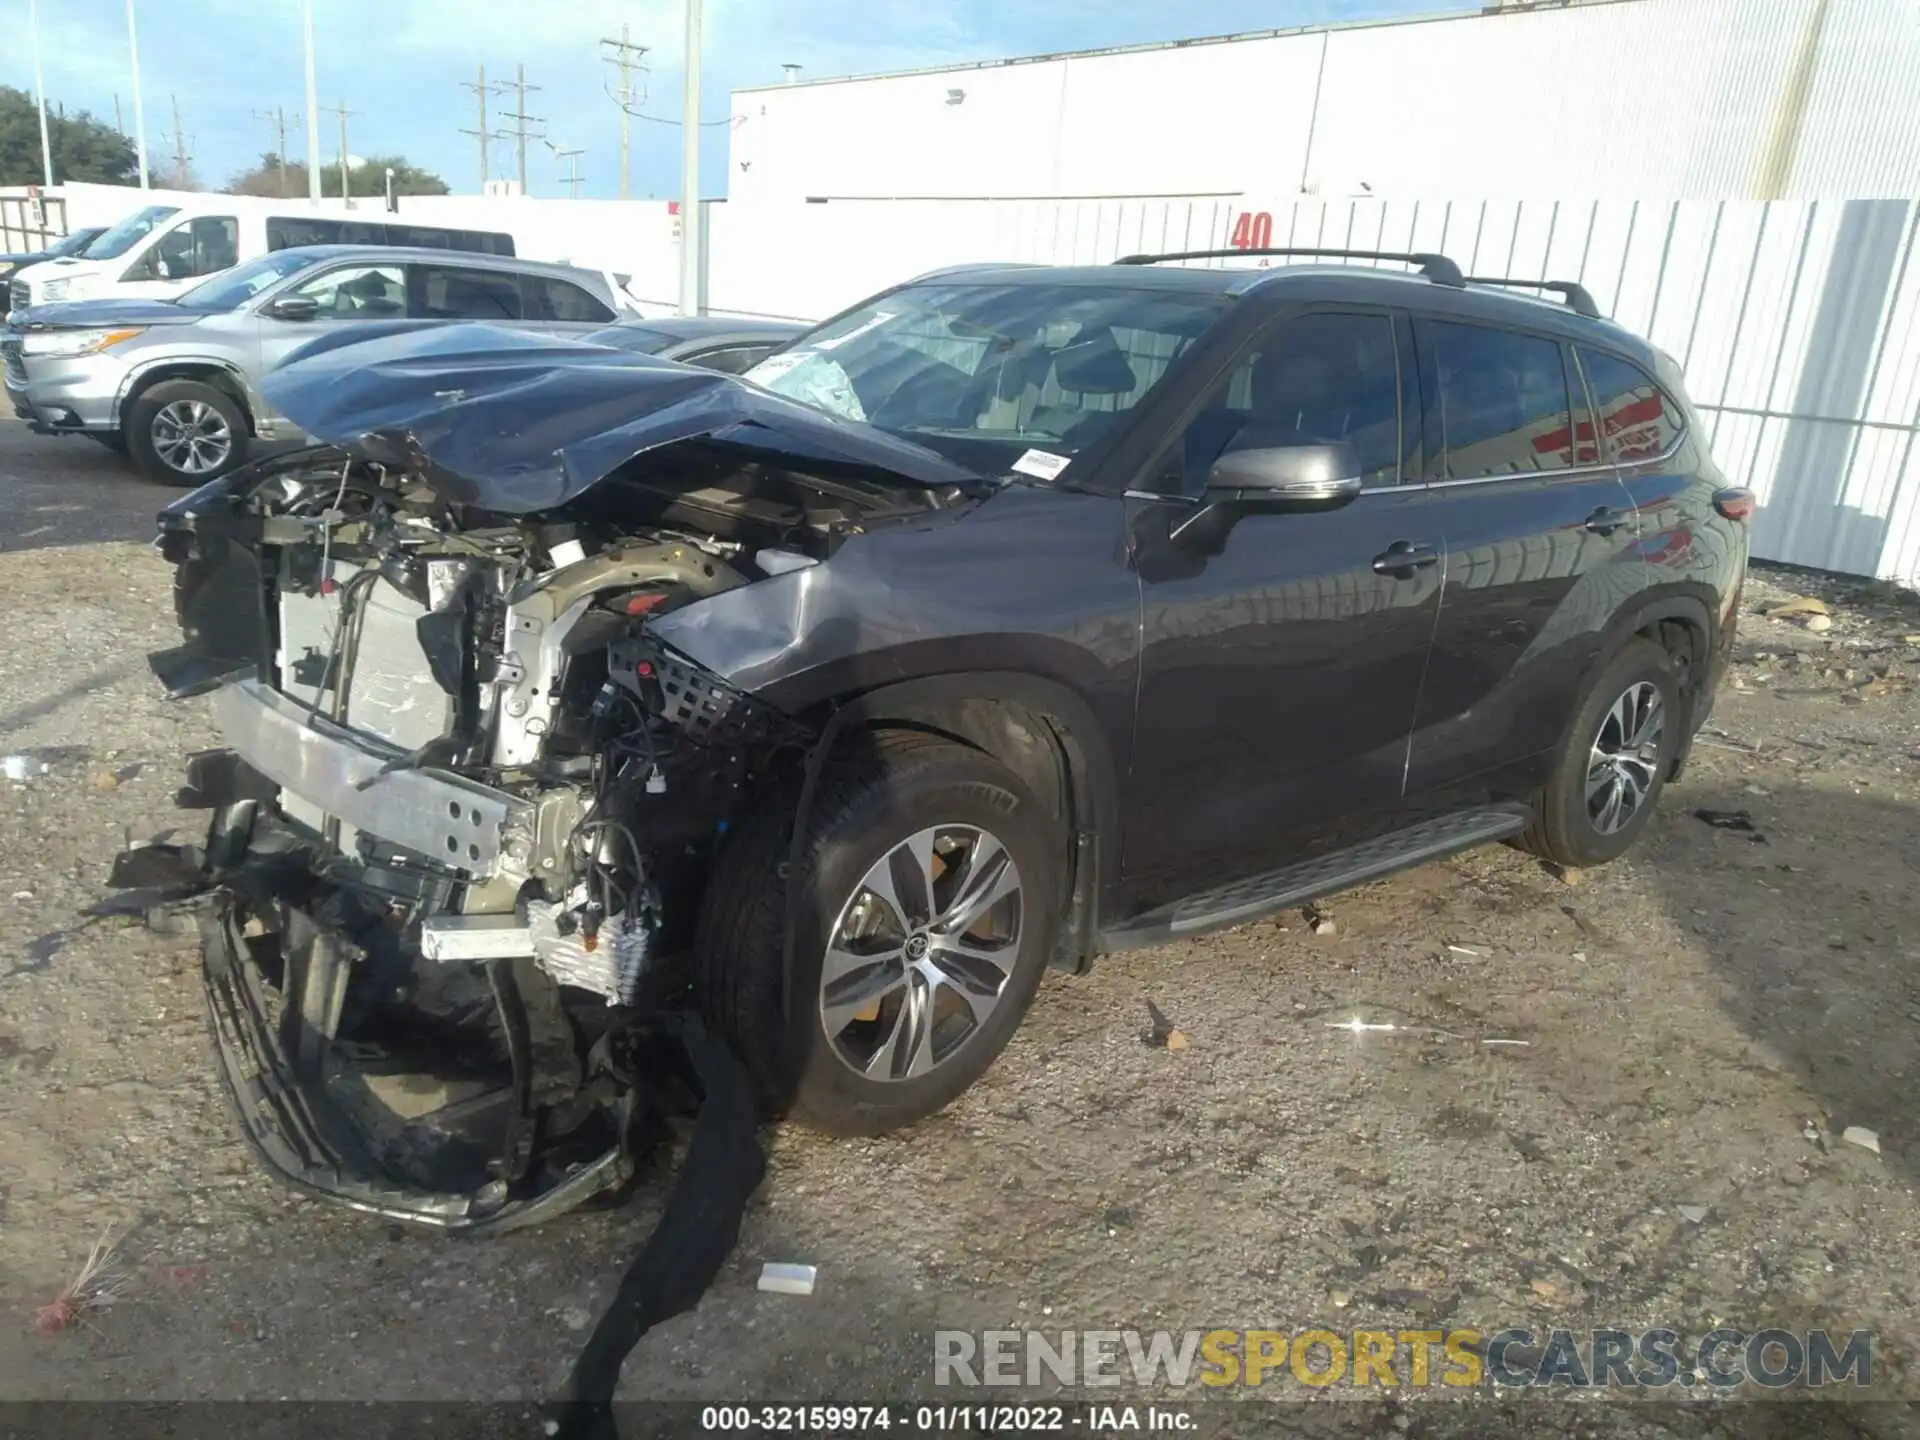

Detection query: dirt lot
xmin=2 ymin=417 xmax=1919 ymax=1437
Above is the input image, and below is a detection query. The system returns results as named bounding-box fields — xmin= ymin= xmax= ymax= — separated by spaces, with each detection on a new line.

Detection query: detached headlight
xmin=22 ymin=327 xmax=146 ymax=358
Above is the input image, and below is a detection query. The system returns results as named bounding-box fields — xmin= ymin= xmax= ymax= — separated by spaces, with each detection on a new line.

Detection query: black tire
xmin=1519 ymin=637 xmax=1682 ymax=868
xmin=83 ymin=431 xmax=129 ymax=457
xmin=125 ymin=378 xmax=249 ymax=487
xmin=693 ymin=731 xmax=1060 ymax=1135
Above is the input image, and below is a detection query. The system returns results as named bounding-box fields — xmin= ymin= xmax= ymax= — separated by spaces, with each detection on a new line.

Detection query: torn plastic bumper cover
xmin=200 ymin=900 xmax=628 ymax=1234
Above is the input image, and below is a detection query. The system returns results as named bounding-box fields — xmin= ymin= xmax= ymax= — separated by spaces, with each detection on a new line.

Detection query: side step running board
xmin=1099 ymin=807 xmax=1529 ymax=953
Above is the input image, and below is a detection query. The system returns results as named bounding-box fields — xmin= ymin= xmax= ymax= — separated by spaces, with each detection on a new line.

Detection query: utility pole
xmin=302 ymin=0 xmax=321 ymax=202
xmin=322 ymin=98 xmax=357 ymax=201
xmin=553 ymin=146 xmax=585 ymax=199
xmin=252 ymin=108 xmax=298 ymax=195
xmin=500 ymin=63 xmax=543 ymax=196
xmin=113 ymin=94 xmax=124 ymax=135
xmin=600 ymin=24 xmax=651 ymax=200
xmin=165 ymin=93 xmax=192 ymax=189
xmin=459 ymin=64 xmax=507 ymax=189
xmin=678 ymin=0 xmax=703 ymax=314
xmin=125 ymin=0 xmax=149 ymax=188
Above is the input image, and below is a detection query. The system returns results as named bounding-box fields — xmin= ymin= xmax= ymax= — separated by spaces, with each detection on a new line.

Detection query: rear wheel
xmin=693 ymin=732 xmax=1060 ymax=1135
xmin=1520 ymin=637 xmax=1682 ymax=868
xmin=126 ymin=379 xmax=249 ymax=486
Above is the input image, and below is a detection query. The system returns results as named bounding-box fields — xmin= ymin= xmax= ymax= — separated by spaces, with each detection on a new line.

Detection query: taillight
xmin=1713 ymin=487 xmax=1755 ymax=522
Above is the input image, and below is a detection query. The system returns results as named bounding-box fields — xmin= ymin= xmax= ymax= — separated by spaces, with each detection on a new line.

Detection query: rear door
xmin=1126 ymin=306 xmax=1449 ymax=901
xmin=1402 ymin=318 xmax=1646 ymax=801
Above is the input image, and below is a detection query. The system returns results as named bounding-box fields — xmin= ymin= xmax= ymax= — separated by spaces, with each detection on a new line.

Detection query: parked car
xmin=0 ymin=226 xmax=107 ymax=281
xmin=132 ymin=247 xmax=1748 ymax=1230
xmin=5 ymin=244 xmax=636 ymax=483
xmin=6 ymin=200 xmax=519 ymax=312
xmin=585 ymin=314 xmax=806 ymax=372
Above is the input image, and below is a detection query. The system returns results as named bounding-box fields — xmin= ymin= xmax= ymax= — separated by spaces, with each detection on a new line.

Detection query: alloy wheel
xmin=150 ymin=399 xmax=233 ymax=475
xmin=1586 ymin=681 xmax=1664 ymax=835
xmin=819 ymin=824 xmax=1024 ymax=1082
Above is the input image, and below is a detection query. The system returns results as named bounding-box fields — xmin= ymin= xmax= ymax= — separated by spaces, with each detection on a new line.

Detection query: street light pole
xmin=125 ymin=0 xmax=149 ymax=188
xmin=28 ymin=0 xmax=54 ymax=187
xmin=303 ymin=0 xmax=322 ymax=202
xmin=677 ymin=0 xmax=702 ymax=315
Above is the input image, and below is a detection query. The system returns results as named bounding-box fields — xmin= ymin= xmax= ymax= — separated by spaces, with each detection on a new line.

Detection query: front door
xmin=253 ymin=261 xmax=410 ymax=428
xmin=1403 ymin=318 xmax=1647 ymax=801
xmin=1125 ymin=307 xmax=1445 ymax=904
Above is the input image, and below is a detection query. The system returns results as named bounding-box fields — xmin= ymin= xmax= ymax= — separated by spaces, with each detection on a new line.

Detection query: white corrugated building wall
xmin=727 ymin=0 xmax=1920 ymax=202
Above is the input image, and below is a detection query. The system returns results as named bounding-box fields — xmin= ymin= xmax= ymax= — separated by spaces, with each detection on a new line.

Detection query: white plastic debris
xmin=1446 ymin=945 xmax=1482 ymax=957
xmin=758 ymin=1262 xmax=817 ymax=1296
xmin=1841 ymin=1126 xmax=1881 ymax=1155
xmin=2 ymin=755 xmax=48 ymax=781
xmin=1676 ymin=1204 xmax=1709 ymax=1224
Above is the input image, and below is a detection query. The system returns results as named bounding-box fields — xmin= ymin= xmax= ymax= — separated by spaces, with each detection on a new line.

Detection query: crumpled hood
xmin=258 ymin=321 xmax=980 ymax=513
xmin=13 ymin=297 xmax=203 ymax=329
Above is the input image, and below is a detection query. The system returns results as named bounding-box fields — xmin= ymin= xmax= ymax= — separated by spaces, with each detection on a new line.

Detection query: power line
xmin=499 ymin=63 xmax=544 ymax=195
xmin=600 ymin=24 xmax=650 ymax=200
xmin=459 ymin=64 xmax=508 ymax=189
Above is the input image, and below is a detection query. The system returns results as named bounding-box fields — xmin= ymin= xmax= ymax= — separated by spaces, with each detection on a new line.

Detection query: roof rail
xmin=1461 ymin=275 xmax=1602 ymax=319
xmin=1114 ymin=247 xmax=1466 ymax=288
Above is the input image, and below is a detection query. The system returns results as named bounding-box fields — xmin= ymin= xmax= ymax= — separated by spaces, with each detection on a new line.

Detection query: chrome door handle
xmin=1372 ymin=541 xmax=1439 ymax=579
xmin=1585 ymin=506 xmax=1632 ymax=536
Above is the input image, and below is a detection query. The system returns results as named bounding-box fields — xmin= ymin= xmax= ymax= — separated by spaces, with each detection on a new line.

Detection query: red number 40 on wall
xmin=1229 ymin=211 xmax=1274 ymax=249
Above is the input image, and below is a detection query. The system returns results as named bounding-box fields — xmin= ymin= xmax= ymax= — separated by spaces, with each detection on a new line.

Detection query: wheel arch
xmin=785 ymin=671 xmax=1123 ymax=1006
xmin=119 ymin=360 xmax=256 ymax=436
xmin=1609 ymin=588 xmax=1719 ymax=780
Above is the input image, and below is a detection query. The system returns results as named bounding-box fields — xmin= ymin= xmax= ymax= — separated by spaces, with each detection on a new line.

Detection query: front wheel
xmin=693 ymin=732 xmax=1060 ymax=1135
xmin=126 ymin=379 xmax=249 ymax=486
xmin=1519 ymin=637 xmax=1682 ymax=868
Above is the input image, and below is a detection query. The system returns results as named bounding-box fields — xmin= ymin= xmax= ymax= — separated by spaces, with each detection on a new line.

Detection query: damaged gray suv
xmin=137 ymin=251 xmax=1748 ymax=1230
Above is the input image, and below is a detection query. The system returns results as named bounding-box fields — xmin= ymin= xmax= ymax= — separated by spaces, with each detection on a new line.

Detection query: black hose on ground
xmin=548 ymin=1011 xmax=767 ymax=1440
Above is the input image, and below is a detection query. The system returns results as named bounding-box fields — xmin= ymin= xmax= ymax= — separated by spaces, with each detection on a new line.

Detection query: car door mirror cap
xmin=1205 ymin=443 xmax=1365 ymax=511
xmin=264 ymin=295 xmax=321 ymax=322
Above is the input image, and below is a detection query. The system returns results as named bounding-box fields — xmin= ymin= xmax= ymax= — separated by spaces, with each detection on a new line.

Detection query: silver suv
xmin=4 ymin=245 xmax=635 ymax=484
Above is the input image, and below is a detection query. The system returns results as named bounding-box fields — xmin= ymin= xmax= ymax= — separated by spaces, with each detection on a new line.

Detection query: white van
xmin=7 ymin=200 xmax=517 ymax=312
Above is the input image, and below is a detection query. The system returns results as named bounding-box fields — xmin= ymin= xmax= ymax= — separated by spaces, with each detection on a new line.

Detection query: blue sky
xmin=8 ymin=0 xmax=1466 ymax=200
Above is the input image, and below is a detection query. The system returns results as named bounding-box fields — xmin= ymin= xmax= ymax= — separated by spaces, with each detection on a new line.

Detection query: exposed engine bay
xmin=138 ymin=425 xmax=968 ymax=1231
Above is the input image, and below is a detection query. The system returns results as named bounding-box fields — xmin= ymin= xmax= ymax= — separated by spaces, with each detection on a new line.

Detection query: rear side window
xmin=1429 ymin=321 xmax=1578 ymax=478
xmin=685 ymin=343 xmax=778 ymax=374
xmin=414 ymin=265 xmax=521 ymax=320
xmin=1579 ymin=348 xmax=1684 ymax=462
xmin=521 ymin=275 xmax=615 ymax=323
xmin=1176 ymin=311 xmax=1403 ymax=493
xmin=267 ymin=216 xmax=345 ymax=250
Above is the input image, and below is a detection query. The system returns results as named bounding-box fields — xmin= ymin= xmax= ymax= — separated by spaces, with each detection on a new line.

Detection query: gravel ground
xmin=2 ymin=417 xmax=1919 ymax=1437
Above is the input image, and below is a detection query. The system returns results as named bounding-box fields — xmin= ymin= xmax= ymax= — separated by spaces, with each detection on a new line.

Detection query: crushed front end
xmin=143 ymin=444 xmax=849 ymax=1231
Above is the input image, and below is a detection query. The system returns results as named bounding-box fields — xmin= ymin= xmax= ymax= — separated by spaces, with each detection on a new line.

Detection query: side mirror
xmin=264 ymin=295 xmax=321 ymax=322
xmin=1205 ymin=443 xmax=1364 ymax=509
xmin=1171 ymin=442 xmax=1364 ymax=550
